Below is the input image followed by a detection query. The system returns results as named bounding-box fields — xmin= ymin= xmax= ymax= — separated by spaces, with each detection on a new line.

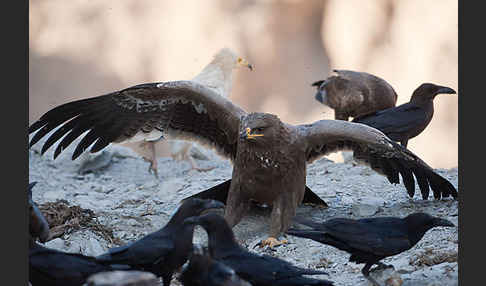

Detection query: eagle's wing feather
xmin=29 ymin=80 xmax=246 ymax=161
xmin=296 ymin=120 xmax=457 ymax=200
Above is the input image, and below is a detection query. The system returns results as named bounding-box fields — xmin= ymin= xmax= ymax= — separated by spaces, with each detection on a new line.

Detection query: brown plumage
xmin=29 ymin=80 xmax=457 ymax=247
xmin=312 ymin=69 xmax=398 ymax=120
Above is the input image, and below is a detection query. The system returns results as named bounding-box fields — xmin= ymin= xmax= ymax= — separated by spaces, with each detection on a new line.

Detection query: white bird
xmin=139 ymin=48 xmax=253 ymax=177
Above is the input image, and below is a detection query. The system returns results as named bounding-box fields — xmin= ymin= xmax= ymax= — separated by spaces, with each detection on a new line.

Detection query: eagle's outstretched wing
xmin=296 ymin=120 xmax=457 ymax=200
xmin=29 ymin=80 xmax=246 ymax=161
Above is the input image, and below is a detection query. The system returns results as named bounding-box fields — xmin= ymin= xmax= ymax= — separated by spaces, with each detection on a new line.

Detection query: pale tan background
xmin=29 ymin=0 xmax=458 ymax=168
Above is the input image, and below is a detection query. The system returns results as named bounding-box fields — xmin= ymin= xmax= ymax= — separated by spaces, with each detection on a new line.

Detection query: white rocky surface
xmin=29 ymin=138 xmax=458 ymax=286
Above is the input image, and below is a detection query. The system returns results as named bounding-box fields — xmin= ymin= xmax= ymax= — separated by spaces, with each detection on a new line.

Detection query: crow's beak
xmin=436 ymin=86 xmax=456 ymax=95
xmin=183 ymin=216 xmax=201 ymax=226
xmin=31 ymin=203 xmax=50 ymax=242
xmin=203 ymin=200 xmax=225 ymax=211
xmin=315 ymin=91 xmax=324 ymax=103
xmin=433 ymin=218 xmax=455 ymax=227
xmin=28 ymin=182 xmax=37 ymax=199
xmin=311 ymin=80 xmax=325 ymax=87
xmin=192 ymin=243 xmax=205 ymax=255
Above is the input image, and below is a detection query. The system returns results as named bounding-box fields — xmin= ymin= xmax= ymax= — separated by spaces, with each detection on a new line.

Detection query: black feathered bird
xmin=352 ymin=83 xmax=456 ymax=147
xmin=184 ymin=213 xmax=334 ymax=286
xmin=180 ymin=244 xmax=252 ymax=286
xmin=28 ymin=182 xmax=50 ymax=243
xmin=287 ymin=213 xmax=455 ymax=286
xmin=95 ymin=198 xmax=224 ymax=286
xmin=29 ymin=241 xmax=130 ymax=286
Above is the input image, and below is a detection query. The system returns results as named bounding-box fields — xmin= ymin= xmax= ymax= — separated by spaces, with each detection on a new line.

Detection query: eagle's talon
xmin=259 ymin=237 xmax=288 ymax=248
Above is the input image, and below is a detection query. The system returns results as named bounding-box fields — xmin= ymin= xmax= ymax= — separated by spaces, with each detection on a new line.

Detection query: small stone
xmin=86 ymin=270 xmax=158 ymax=286
xmin=77 ymin=150 xmax=114 ymax=175
xmin=44 ymin=238 xmax=66 ymax=251
xmin=340 ymin=196 xmax=355 ymax=205
xmin=352 ymin=197 xmax=385 ymax=217
xmin=43 ymin=190 xmax=66 ymax=201
xmin=367 ymin=267 xmax=403 ymax=286
xmin=84 ymin=237 xmax=106 ymax=257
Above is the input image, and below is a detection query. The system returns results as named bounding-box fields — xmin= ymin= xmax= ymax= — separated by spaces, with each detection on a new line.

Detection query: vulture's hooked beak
xmin=238 ymin=57 xmax=253 ymax=71
xmin=241 ymin=127 xmax=264 ymax=140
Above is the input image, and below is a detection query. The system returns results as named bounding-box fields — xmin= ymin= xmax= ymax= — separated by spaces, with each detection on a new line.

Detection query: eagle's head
xmin=239 ymin=113 xmax=286 ymax=146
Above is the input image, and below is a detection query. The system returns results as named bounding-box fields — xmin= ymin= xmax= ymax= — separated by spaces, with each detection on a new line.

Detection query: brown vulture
xmin=312 ymin=69 xmax=398 ymax=121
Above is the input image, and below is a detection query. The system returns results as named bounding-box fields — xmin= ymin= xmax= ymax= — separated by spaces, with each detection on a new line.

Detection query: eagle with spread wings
xmin=29 ymin=80 xmax=457 ymax=248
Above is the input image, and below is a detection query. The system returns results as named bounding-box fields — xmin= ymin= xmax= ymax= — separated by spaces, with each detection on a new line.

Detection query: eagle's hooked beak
xmin=241 ymin=127 xmax=264 ymax=140
xmin=237 ymin=57 xmax=253 ymax=71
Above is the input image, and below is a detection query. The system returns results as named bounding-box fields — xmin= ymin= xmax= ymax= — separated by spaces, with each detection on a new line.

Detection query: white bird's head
xmin=213 ymin=48 xmax=253 ymax=71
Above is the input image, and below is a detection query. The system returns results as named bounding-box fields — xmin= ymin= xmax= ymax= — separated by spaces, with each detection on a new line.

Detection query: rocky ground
xmin=28 ymin=139 xmax=458 ymax=286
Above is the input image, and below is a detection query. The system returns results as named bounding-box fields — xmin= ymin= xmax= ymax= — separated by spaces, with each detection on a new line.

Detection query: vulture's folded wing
xmin=29 ymin=80 xmax=246 ymax=161
xmin=333 ymin=69 xmax=398 ymax=104
xmin=296 ymin=120 xmax=457 ymax=200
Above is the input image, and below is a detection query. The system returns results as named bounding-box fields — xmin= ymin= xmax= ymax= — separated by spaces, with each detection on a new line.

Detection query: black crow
xmin=29 ymin=242 xmax=130 ymax=286
xmin=96 ymin=198 xmax=224 ymax=285
xmin=184 ymin=213 xmax=334 ymax=286
xmin=180 ymin=244 xmax=252 ymax=286
xmin=352 ymin=83 xmax=456 ymax=147
xmin=287 ymin=213 xmax=455 ymax=286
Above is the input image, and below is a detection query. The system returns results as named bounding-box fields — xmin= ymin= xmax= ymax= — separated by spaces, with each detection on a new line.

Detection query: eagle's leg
xmin=224 ymin=185 xmax=250 ymax=228
xmin=140 ymin=141 xmax=159 ymax=178
xmin=259 ymin=195 xmax=296 ymax=248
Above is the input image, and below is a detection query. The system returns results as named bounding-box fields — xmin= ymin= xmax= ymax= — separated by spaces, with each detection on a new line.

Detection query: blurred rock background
xmin=29 ymin=0 xmax=458 ymax=168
